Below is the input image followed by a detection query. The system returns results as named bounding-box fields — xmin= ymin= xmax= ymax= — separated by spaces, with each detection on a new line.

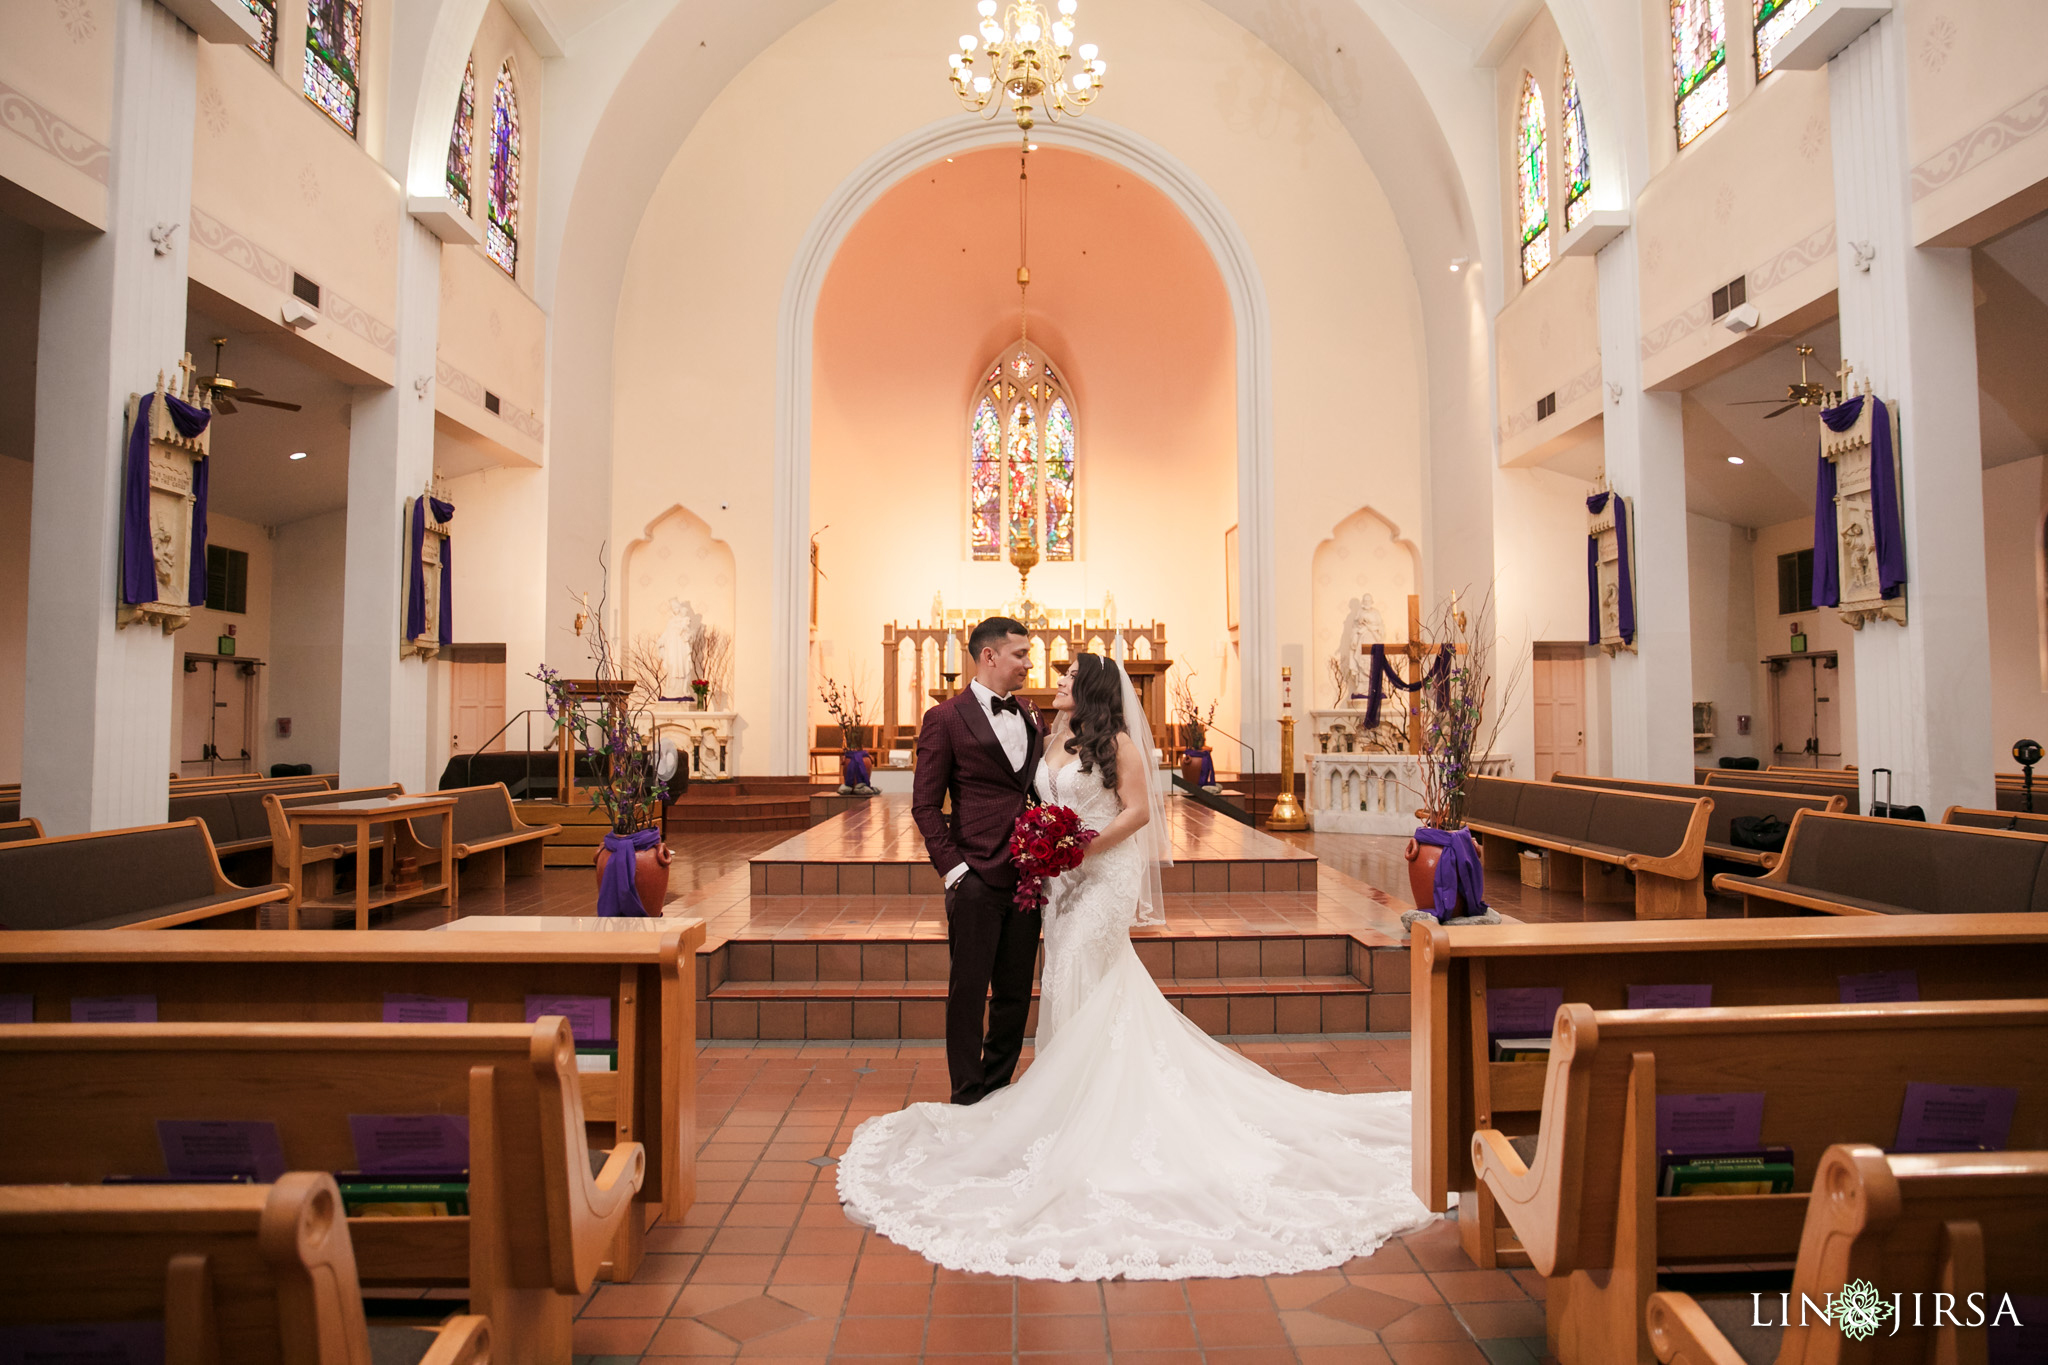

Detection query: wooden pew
xmin=1646 ymin=1144 xmax=2048 ymax=1365
xmin=0 ymin=1175 xmax=491 ymax=1365
xmin=0 ymin=819 xmax=289 ymax=930
xmin=1410 ymin=914 xmax=2048 ymax=1268
xmin=1465 ymin=776 xmax=1713 ymax=919
xmin=1714 ymin=810 xmax=2048 ymax=916
xmin=1704 ymin=770 xmax=1862 ymax=814
xmin=408 ymin=784 xmax=561 ymax=888
xmin=169 ymin=776 xmax=334 ymax=860
xmin=0 ymin=1019 xmax=642 ymax=1365
xmin=0 ymin=817 xmax=44 ymax=844
xmin=0 ymin=925 xmax=705 ymax=1282
xmin=1947 ymin=804 xmax=2048 ymax=835
xmin=1553 ymin=774 xmax=1844 ymax=869
xmin=1469 ymin=999 xmax=2048 ymax=1365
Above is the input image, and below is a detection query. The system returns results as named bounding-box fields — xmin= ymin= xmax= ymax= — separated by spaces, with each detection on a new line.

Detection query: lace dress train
xmin=836 ymin=759 xmax=1435 ymax=1280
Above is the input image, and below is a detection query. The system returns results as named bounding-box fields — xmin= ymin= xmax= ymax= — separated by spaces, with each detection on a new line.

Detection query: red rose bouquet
xmin=1010 ymin=803 xmax=1096 ymax=913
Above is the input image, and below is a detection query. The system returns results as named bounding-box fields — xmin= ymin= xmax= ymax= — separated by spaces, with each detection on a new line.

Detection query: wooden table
xmin=281 ymin=794 xmax=457 ymax=930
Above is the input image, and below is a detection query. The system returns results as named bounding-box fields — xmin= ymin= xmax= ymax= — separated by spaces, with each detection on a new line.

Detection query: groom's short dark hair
xmin=968 ymin=616 xmax=1030 ymax=662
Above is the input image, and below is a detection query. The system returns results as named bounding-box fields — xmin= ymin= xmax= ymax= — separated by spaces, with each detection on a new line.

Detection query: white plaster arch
xmin=385 ymin=0 xmax=492 ymax=193
xmin=771 ymin=116 xmax=1277 ymax=774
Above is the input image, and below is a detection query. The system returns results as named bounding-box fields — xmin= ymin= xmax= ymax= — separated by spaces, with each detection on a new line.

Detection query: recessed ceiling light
xmin=289 ymin=451 xmax=308 ymax=461
xmin=1727 ymin=456 xmax=1744 ymax=465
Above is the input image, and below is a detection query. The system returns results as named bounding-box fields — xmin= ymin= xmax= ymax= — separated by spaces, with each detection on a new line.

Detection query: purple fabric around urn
xmin=597 ymin=828 xmax=662 ymax=917
xmin=843 ymin=748 xmax=872 ymax=786
xmin=121 ymin=393 xmax=213 ymax=606
xmin=1412 ymin=826 xmax=1487 ymax=921
xmin=1813 ymin=395 xmax=1905 ymax=606
xmin=1585 ymin=491 xmax=1636 ymax=646
xmin=1362 ymin=643 xmax=1453 ymax=731
xmin=1185 ymin=747 xmax=1215 ymax=785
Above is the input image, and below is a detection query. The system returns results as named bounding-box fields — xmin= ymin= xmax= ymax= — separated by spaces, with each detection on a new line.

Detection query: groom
xmin=912 ymin=616 xmax=1044 ymax=1106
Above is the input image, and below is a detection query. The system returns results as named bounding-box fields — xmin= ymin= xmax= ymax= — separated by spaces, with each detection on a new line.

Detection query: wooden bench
xmin=409 ymin=784 xmax=561 ymax=888
xmin=1713 ymin=810 xmax=2048 ymax=916
xmin=1553 ymin=774 xmax=1844 ymax=869
xmin=1470 ymin=999 xmax=2048 ymax=1365
xmin=0 ymin=819 xmax=289 ymax=931
xmin=1465 ymin=775 xmax=1713 ymax=919
xmin=0 ymin=817 xmax=43 ymax=844
xmin=1646 ymin=1144 xmax=2048 ymax=1365
xmin=169 ymin=776 xmax=334 ymax=858
xmin=0 ymin=1019 xmax=643 ymax=1365
xmin=1410 ymin=913 xmax=2048 ymax=1269
xmin=0 ymin=924 xmax=706 ymax=1282
xmin=263 ymin=783 xmax=404 ymax=901
xmin=1703 ymin=770 xmax=1862 ymax=813
xmin=0 ymin=1175 xmax=491 ymax=1365
xmin=1947 ymin=804 xmax=2048 ymax=835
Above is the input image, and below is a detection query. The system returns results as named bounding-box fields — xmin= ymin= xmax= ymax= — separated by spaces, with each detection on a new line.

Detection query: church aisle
xmin=561 ymin=1039 xmax=1550 ymax=1365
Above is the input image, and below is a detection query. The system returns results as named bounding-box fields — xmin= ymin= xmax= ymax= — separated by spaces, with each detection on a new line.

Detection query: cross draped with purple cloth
xmin=597 ymin=828 xmax=662 ymax=917
xmin=121 ymin=393 xmax=213 ymax=607
xmin=405 ymin=496 xmax=456 ymax=646
xmin=1361 ymin=643 xmax=1454 ymax=731
xmin=1811 ymin=395 xmax=1905 ymax=607
xmin=1412 ymin=826 xmax=1487 ymax=921
xmin=1585 ymin=491 xmax=1636 ymax=647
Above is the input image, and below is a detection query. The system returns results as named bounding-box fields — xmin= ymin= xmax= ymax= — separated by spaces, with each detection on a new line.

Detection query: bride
xmin=837 ymin=653 xmax=1435 ymax=1280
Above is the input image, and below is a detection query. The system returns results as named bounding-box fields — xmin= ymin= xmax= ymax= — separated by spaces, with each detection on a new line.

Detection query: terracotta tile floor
xmin=557 ymin=1039 xmax=1551 ymax=1365
xmin=757 ymin=799 xmax=1315 ymax=868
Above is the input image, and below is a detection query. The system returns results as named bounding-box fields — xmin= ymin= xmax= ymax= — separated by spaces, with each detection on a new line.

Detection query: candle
xmin=945 ymin=633 xmax=961 ymax=672
xmin=1281 ymin=665 xmax=1293 ymax=710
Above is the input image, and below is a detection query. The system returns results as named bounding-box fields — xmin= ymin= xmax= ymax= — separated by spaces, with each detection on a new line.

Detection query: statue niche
xmin=1312 ymin=507 xmax=1418 ymax=710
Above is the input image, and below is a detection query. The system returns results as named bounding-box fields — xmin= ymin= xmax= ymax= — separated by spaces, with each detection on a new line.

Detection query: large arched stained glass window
xmin=1518 ymin=72 xmax=1550 ymax=283
xmin=1754 ymin=0 xmax=1818 ymax=77
xmin=1562 ymin=54 xmax=1591 ymax=231
xmin=967 ymin=342 xmax=1077 ymax=562
xmin=1671 ymin=0 xmax=1729 ymax=147
xmin=446 ymin=59 xmax=476 ymax=217
xmin=486 ymin=62 xmax=521 ymax=277
xmin=303 ymin=0 xmax=362 ymax=137
xmin=242 ymin=0 xmax=276 ymax=62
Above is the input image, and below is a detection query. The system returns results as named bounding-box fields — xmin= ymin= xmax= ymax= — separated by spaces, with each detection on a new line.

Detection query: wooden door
xmin=451 ymin=661 xmax=507 ymax=754
xmin=1531 ymin=645 xmax=1587 ymax=780
xmin=1771 ymin=656 xmax=1842 ymax=766
xmin=180 ymin=662 xmax=215 ymax=776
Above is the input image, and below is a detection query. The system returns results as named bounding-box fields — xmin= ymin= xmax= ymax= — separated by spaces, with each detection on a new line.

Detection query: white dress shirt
xmin=945 ymin=679 xmax=1030 ymax=889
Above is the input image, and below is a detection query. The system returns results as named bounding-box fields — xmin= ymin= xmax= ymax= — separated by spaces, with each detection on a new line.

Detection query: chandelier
xmin=947 ymin=0 xmax=1107 ymax=132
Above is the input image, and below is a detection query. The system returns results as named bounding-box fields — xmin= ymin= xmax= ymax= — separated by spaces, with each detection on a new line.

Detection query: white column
xmin=1828 ymin=17 xmax=1994 ymax=814
xmin=1596 ymin=233 xmax=1696 ymax=781
xmin=22 ymin=0 xmax=198 ymax=834
xmin=336 ymin=219 xmax=441 ymax=792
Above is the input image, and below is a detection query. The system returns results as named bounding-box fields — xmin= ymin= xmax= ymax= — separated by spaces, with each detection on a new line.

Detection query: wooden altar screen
xmin=881 ymin=621 xmax=1171 ymax=747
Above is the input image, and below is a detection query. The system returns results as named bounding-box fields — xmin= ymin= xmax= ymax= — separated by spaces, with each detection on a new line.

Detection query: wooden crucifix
xmin=1368 ymin=594 xmax=1471 ymax=753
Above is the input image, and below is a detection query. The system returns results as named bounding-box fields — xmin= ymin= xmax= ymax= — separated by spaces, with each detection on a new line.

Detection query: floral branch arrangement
xmin=817 ymin=671 xmax=871 ymax=750
xmin=1168 ymin=666 xmax=1218 ymax=751
xmin=1411 ymin=585 xmax=1524 ymax=831
xmin=690 ymin=623 xmax=732 ymax=707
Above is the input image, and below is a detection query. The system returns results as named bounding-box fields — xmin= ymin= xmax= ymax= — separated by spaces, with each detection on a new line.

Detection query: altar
xmin=881 ymin=617 xmax=1173 ymax=745
xmin=1308 ymin=751 xmax=1513 ymax=834
xmin=649 ymin=703 xmax=736 ymax=780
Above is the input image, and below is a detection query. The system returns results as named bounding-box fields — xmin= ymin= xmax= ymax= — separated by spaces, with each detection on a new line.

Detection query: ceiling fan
xmin=1727 ymin=343 xmax=1828 ymax=419
xmin=196 ymin=337 xmax=302 ymax=415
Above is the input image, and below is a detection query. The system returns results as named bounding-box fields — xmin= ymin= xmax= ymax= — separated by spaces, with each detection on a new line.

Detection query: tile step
xmin=702 ymin=986 xmax=1404 ymax=1040
xmin=709 ymin=934 xmax=1380 ymax=986
xmin=707 ymin=974 xmax=1369 ymax=1001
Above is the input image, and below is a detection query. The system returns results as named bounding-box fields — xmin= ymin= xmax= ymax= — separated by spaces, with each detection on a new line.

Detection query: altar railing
xmin=1307 ymin=752 xmax=1513 ymax=835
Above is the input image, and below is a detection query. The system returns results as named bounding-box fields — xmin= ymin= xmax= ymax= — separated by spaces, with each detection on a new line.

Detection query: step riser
xmin=709 ymin=936 xmax=1368 ymax=985
xmin=746 ymin=859 xmax=1318 ymax=896
xmin=701 ymin=991 xmax=1407 ymax=1040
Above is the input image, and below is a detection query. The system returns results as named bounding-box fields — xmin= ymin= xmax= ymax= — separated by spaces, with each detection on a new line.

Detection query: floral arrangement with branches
xmin=817 ymin=670 xmax=871 ymax=750
xmin=1410 ymin=586 xmax=1524 ymax=831
xmin=530 ymin=547 xmax=664 ymax=836
xmin=1168 ymin=666 xmax=1218 ymax=751
xmin=691 ymin=623 xmax=733 ymax=706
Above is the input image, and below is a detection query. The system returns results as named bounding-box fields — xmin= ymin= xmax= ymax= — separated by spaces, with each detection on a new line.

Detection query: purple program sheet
xmin=156 ymin=1120 xmax=286 ymax=1182
xmin=525 ymin=993 xmax=611 ymax=1044
xmin=1839 ymin=970 xmax=1919 ymax=1003
xmin=1655 ymin=1092 xmax=1766 ymax=1154
xmin=382 ymin=994 xmax=468 ymax=1023
xmin=1485 ymin=987 xmax=1564 ymax=1038
xmin=1627 ymin=984 xmax=1713 ymax=1009
xmin=348 ymin=1114 xmax=470 ymax=1175
xmin=1894 ymin=1083 xmax=2018 ymax=1153
xmin=0 ymin=994 xmax=31 ymax=1024
xmin=71 ymin=995 xmax=156 ymax=1023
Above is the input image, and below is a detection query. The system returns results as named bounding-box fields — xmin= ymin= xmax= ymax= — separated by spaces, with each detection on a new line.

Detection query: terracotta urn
xmin=1180 ymin=754 xmax=1207 ymax=786
xmin=594 ymin=838 xmax=673 ymax=916
xmin=1402 ymin=837 xmax=1440 ymax=913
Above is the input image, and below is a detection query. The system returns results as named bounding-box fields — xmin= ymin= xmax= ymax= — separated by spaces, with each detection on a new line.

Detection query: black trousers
xmin=943 ymin=870 xmax=1041 ymax=1105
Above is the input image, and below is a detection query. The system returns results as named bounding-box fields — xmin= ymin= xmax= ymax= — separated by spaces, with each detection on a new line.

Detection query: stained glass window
xmin=446 ymin=59 xmax=476 ymax=217
xmin=970 ymin=398 xmax=1002 ymax=559
xmin=1043 ymin=397 xmax=1075 ymax=560
xmin=243 ymin=0 xmax=276 ymax=63
xmin=1671 ymin=0 xmax=1729 ymax=147
xmin=303 ymin=0 xmax=361 ymax=137
xmin=1562 ymin=55 xmax=1591 ymax=231
xmin=966 ymin=341 xmax=1077 ymax=561
xmin=1518 ymin=72 xmax=1550 ymax=283
xmin=1754 ymin=0 xmax=1817 ymax=77
xmin=486 ymin=61 xmax=521 ymax=277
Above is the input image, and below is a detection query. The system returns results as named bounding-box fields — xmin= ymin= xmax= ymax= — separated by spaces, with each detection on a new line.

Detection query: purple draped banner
xmin=405 ymin=496 xmax=456 ymax=645
xmin=1812 ymin=395 xmax=1905 ymax=607
xmin=121 ymin=393 xmax=213 ymax=607
xmin=1585 ymin=491 xmax=1636 ymax=647
xmin=1362 ymin=642 xmax=1454 ymax=731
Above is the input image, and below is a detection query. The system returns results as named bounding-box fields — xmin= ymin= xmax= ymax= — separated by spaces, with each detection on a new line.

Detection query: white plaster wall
xmin=1687 ymin=512 xmax=1760 ymax=764
xmin=1492 ymin=463 xmax=1600 ymax=780
xmin=266 ymin=510 xmax=348 ymax=773
xmin=443 ymin=463 xmax=549 ymax=730
xmin=1985 ymin=456 xmax=2048 ymax=765
xmin=0 ymin=458 xmax=28 ymax=784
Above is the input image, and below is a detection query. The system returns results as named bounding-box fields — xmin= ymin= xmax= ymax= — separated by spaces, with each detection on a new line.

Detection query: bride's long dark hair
xmin=1060 ymin=653 xmax=1125 ymax=793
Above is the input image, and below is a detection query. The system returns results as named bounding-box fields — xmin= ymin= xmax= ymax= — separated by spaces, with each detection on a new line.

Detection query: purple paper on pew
xmin=1839 ymin=969 xmax=1918 ymax=1003
xmin=0 ymin=1321 xmax=165 ymax=1365
xmin=1989 ymin=1295 xmax=2048 ymax=1365
xmin=382 ymin=993 xmax=468 ymax=1024
xmin=1655 ymin=1091 xmax=1765 ymax=1154
xmin=0 ymin=994 xmax=31 ymax=1024
xmin=525 ymin=993 xmax=611 ymax=1044
xmin=349 ymin=1114 xmax=470 ymax=1175
xmin=1627 ymin=984 xmax=1712 ymax=1009
xmin=1485 ymin=987 xmax=1565 ymax=1039
xmin=1894 ymin=1082 xmax=2018 ymax=1153
xmin=157 ymin=1120 xmax=286 ymax=1182
xmin=71 ymin=995 xmax=156 ymax=1023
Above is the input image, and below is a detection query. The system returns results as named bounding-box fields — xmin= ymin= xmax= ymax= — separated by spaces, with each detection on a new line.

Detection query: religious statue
xmin=931 ymin=590 xmax=944 ymax=625
xmin=658 ymin=597 xmax=699 ymax=699
xmin=1332 ymin=595 xmax=1384 ymax=707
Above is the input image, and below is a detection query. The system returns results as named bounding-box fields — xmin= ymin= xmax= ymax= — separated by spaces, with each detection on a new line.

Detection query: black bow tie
xmin=990 ymin=695 xmax=1020 ymax=716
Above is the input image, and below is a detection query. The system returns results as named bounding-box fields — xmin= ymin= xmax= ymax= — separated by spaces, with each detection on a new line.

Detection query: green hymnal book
xmin=337 ymin=1173 xmax=469 ymax=1218
xmin=1490 ymin=1038 xmax=1552 ymax=1062
xmin=575 ymin=1045 xmax=619 ymax=1073
xmin=1657 ymin=1147 xmax=1794 ymax=1198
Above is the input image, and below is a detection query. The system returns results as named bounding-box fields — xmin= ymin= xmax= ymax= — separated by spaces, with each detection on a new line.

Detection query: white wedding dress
xmin=836 ymin=756 xmax=1435 ymax=1280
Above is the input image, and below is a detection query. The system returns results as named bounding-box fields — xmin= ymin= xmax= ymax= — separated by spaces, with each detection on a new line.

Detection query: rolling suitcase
xmin=1869 ymin=767 xmax=1925 ymax=822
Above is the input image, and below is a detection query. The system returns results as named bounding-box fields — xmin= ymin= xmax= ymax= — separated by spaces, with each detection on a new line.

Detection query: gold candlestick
xmin=1267 ymin=667 xmax=1308 ymax=831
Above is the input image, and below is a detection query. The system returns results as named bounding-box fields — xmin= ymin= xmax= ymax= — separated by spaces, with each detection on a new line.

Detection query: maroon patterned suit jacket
xmin=912 ymin=688 xmax=1044 ymax=890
